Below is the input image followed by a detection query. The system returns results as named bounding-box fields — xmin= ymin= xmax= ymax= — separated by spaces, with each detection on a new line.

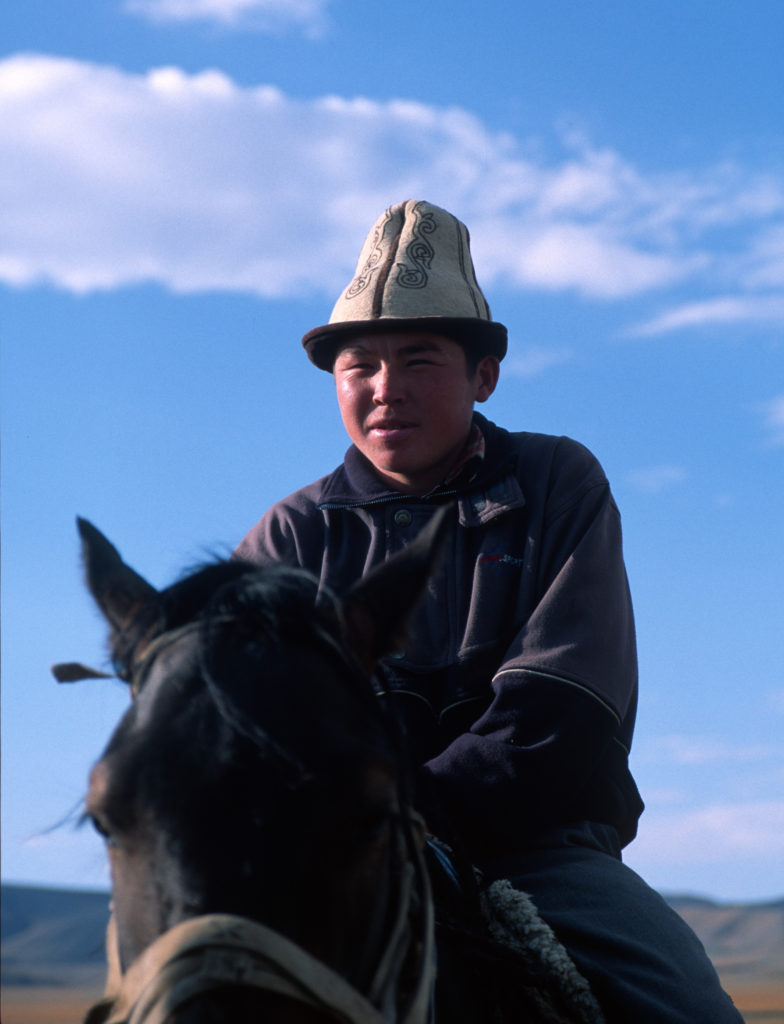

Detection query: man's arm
xmin=423 ymin=473 xmax=642 ymax=861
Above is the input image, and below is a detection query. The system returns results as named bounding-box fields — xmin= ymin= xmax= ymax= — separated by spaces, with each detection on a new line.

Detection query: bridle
xmin=97 ymin=831 xmax=434 ymax=1024
xmin=87 ymin=603 xmax=437 ymax=1024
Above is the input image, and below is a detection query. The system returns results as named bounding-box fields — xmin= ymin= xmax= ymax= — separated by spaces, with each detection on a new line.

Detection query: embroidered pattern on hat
xmin=345 ymin=209 xmax=390 ymax=300
xmin=397 ymin=207 xmax=436 ymax=289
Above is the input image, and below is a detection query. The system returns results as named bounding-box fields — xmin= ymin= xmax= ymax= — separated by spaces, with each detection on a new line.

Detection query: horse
xmin=55 ymin=514 xmax=605 ymax=1024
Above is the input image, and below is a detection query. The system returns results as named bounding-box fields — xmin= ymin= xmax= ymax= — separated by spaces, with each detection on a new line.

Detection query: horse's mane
xmin=104 ymin=556 xmax=412 ymax=821
xmin=109 ymin=560 xmax=264 ymax=680
xmin=106 ymin=555 xmax=486 ymax=887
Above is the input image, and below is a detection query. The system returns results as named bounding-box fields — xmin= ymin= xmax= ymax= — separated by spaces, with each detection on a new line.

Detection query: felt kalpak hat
xmin=302 ymin=200 xmax=508 ymax=371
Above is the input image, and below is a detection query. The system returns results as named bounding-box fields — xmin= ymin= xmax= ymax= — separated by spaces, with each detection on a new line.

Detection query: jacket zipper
xmin=317 ymin=488 xmax=461 ymax=511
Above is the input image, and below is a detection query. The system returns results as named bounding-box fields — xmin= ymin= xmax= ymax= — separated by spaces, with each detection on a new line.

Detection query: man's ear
xmin=339 ymin=506 xmax=451 ymax=674
xmin=474 ymin=355 xmax=500 ymax=403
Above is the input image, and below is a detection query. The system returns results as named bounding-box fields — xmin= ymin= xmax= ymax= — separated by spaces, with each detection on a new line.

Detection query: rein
xmin=96 ymin=823 xmax=434 ymax=1024
xmin=98 ymin=913 xmax=411 ymax=1024
xmin=89 ymin=611 xmax=436 ymax=1024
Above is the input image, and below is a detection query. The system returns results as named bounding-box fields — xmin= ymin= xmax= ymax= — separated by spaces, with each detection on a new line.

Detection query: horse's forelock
xmin=197 ymin=567 xmax=391 ymax=748
xmin=111 ymin=560 xmax=321 ymax=682
xmin=102 ymin=557 xmax=407 ymax=845
xmin=200 ymin=564 xmax=325 ymax=649
xmin=114 ymin=560 xmax=388 ymax=788
xmin=96 ymin=562 xmax=405 ymax=933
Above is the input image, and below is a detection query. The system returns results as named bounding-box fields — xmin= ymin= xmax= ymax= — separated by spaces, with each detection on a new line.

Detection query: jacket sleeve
xmin=234 ymin=488 xmax=328 ymax=574
xmin=421 ymin=453 xmax=640 ymax=860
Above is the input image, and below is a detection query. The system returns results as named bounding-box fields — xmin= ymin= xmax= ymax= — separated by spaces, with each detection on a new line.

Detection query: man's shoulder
xmin=481 ymin=416 xmax=605 ymax=480
xmin=235 ymin=466 xmax=344 ymax=564
xmin=267 ymin=472 xmax=336 ymax=517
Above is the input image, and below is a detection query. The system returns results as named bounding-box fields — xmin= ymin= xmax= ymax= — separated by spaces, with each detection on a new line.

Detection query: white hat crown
xmin=303 ymin=200 xmax=507 ymax=370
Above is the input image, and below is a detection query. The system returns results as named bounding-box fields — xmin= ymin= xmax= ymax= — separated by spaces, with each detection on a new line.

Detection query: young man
xmin=236 ymin=200 xmax=742 ymax=1022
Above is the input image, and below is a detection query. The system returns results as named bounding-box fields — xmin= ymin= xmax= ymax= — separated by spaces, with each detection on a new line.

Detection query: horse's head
xmin=68 ymin=513 xmax=448 ymax=1023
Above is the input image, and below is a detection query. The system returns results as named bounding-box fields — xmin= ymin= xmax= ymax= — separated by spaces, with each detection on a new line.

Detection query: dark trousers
xmin=480 ymin=822 xmax=744 ymax=1024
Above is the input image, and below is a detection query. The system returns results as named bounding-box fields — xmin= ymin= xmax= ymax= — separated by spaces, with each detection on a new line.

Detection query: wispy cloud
xmin=1 ymin=54 xmax=782 ymax=309
xmin=17 ymin=830 xmax=112 ymax=888
xmin=737 ymin=221 xmax=784 ymax=289
xmin=628 ymin=294 xmax=784 ymax=337
xmin=641 ymin=734 xmax=778 ymax=766
xmin=625 ymin=465 xmax=687 ymax=494
xmin=124 ymin=0 xmax=332 ymax=35
xmin=630 ymin=799 xmax=784 ymax=863
xmin=757 ymin=394 xmax=784 ymax=447
xmin=503 ymin=345 xmax=574 ymax=378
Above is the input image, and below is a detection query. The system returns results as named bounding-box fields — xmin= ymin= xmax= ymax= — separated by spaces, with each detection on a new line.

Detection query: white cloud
xmin=12 ymin=829 xmax=112 ymax=890
xmin=629 ymin=799 xmax=784 ymax=864
xmin=1 ymin=54 xmax=782 ymax=309
xmin=757 ymin=394 xmax=784 ymax=447
xmin=639 ymin=787 xmax=688 ymax=806
xmin=741 ymin=223 xmax=784 ymax=289
xmin=503 ymin=345 xmax=574 ymax=378
xmin=625 ymin=465 xmax=687 ymax=494
xmin=480 ymin=221 xmax=696 ymax=298
xmin=628 ymin=294 xmax=784 ymax=336
xmin=641 ymin=734 xmax=777 ymax=766
xmin=124 ymin=0 xmax=331 ymax=35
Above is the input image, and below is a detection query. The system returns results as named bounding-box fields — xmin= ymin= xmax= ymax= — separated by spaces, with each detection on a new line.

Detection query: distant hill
xmin=2 ymin=883 xmax=783 ymax=991
xmin=667 ymin=894 xmax=784 ymax=990
xmin=2 ymin=884 xmax=110 ymax=988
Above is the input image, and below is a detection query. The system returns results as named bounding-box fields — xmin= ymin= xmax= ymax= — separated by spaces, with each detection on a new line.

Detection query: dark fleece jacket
xmin=235 ymin=413 xmax=644 ymax=862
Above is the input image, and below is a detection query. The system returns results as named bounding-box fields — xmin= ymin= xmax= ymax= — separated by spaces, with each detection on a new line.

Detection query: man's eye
xmin=338 ymin=360 xmax=372 ymax=373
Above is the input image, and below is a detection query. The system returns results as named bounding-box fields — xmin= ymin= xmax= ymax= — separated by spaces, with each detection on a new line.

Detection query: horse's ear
xmin=76 ymin=517 xmax=158 ymax=633
xmin=340 ymin=505 xmax=451 ymax=672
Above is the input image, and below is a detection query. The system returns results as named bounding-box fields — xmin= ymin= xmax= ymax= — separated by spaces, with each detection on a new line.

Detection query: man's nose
xmin=373 ymin=365 xmax=405 ymax=403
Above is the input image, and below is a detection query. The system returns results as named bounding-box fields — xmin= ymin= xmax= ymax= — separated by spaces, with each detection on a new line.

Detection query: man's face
xmin=333 ymin=331 xmax=499 ymax=494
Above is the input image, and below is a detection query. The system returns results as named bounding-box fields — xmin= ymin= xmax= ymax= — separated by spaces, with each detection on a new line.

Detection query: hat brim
xmin=302 ymin=316 xmax=508 ymax=372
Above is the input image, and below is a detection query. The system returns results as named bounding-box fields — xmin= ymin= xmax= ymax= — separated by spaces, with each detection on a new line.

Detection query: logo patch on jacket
xmin=479 ymin=552 xmax=525 ymax=568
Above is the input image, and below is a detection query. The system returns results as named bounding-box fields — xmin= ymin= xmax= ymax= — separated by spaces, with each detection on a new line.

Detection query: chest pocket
xmin=385 ymin=498 xmax=535 ymax=697
xmin=459 ymin=490 xmax=535 ymax=658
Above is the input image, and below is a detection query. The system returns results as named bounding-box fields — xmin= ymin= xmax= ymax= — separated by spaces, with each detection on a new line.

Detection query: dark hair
xmin=305 ymin=316 xmax=507 ymax=372
xmin=329 ymin=329 xmax=491 ymax=379
xmin=460 ymin=342 xmax=485 ymax=377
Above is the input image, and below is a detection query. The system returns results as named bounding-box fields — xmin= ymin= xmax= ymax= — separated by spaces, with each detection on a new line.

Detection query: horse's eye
xmin=357 ymin=811 xmax=391 ymax=842
xmin=89 ymin=813 xmax=119 ymax=850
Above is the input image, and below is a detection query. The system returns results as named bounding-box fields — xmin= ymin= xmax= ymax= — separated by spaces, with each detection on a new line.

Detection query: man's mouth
xmin=367 ymin=420 xmax=417 ymax=440
xmin=368 ymin=418 xmax=415 ymax=431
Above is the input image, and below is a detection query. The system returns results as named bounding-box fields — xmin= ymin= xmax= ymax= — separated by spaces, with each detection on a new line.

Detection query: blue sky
xmin=2 ymin=0 xmax=783 ymax=902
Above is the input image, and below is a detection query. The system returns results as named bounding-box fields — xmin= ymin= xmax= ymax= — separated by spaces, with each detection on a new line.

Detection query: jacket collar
xmin=316 ymin=413 xmax=521 ymax=512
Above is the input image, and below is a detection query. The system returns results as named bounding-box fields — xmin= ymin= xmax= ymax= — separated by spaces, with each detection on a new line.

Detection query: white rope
xmin=94 ymin=827 xmax=436 ymax=1024
xmin=101 ymin=914 xmax=395 ymax=1024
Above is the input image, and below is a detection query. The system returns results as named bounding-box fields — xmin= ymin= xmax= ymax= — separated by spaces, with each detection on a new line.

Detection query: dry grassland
xmin=3 ymin=980 xmax=783 ymax=1024
xmin=1 ymin=986 xmax=101 ymax=1024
